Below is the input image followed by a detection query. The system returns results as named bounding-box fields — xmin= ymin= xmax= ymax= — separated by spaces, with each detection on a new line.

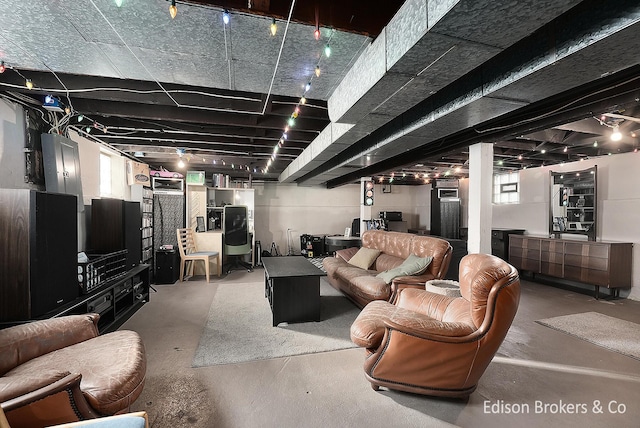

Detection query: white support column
xmin=360 ymin=177 xmax=373 ymax=235
xmin=467 ymin=143 xmax=493 ymax=254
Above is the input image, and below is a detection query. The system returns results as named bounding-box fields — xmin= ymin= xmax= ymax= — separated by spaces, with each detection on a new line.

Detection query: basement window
xmin=100 ymin=152 xmax=112 ymax=197
xmin=493 ymin=172 xmax=519 ymax=204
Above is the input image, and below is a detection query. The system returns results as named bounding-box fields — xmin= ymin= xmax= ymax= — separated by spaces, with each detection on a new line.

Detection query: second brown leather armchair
xmin=0 ymin=314 xmax=146 ymax=428
xmin=350 ymin=253 xmax=520 ymax=398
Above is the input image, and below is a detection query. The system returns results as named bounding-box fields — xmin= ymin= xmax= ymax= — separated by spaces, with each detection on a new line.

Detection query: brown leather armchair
xmin=0 ymin=314 xmax=146 ymax=428
xmin=350 ymin=253 xmax=520 ymax=398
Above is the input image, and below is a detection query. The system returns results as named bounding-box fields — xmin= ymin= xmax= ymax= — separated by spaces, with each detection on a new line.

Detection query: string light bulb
xmin=178 ymin=159 xmax=185 ymax=168
xmin=304 ymin=81 xmax=311 ymax=92
xmin=324 ymin=44 xmax=331 ymax=57
xmin=314 ymin=28 xmax=320 ymax=40
xmin=270 ymin=18 xmax=277 ymax=36
xmin=315 ymin=65 xmax=321 ymax=77
xmin=25 ymin=79 xmax=33 ymax=90
xmin=611 ymin=125 xmax=622 ymax=141
xmin=115 ymin=0 xmax=123 ymax=7
xmin=0 ymin=61 xmax=5 ymax=73
xmin=300 ymin=96 xmax=306 ymax=105
xmin=169 ymin=0 xmax=177 ymax=19
xmin=222 ymin=9 xmax=230 ymax=25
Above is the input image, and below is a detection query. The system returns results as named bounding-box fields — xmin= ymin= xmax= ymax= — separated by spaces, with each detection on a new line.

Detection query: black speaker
xmin=0 ymin=190 xmax=78 ymax=321
xmin=363 ymin=181 xmax=374 ymax=206
xmin=155 ymin=250 xmax=179 ymax=284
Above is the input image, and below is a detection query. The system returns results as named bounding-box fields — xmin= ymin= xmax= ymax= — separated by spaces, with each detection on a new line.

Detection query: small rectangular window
xmin=100 ymin=152 xmax=112 ymax=197
xmin=493 ymin=172 xmax=519 ymax=204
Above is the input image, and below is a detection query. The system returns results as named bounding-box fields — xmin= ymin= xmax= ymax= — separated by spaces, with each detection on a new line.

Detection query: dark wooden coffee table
xmin=262 ymin=256 xmax=327 ymax=327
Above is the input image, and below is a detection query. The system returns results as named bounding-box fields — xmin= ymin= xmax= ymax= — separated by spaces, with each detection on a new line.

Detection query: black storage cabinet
xmin=155 ymin=249 xmax=180 ymax=284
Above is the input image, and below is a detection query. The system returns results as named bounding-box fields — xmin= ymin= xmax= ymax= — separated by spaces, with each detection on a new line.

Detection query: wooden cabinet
xmin=509 ymin=235 xmax=632 ymax=298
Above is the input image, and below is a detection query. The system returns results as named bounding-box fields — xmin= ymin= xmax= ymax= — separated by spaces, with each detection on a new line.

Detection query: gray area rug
xmin=536 ymin=311 xmax=640 ymax=361
xmin=192 ymin=278 xmax=359 ymax=367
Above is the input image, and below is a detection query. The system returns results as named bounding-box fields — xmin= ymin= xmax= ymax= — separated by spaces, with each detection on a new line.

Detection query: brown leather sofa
xmin=0 ymin=314 xmax=146 ymax=428
xmin=323 ymin=230 xmax=453 ymax=308
xmin=350 ymin=253 xmax=520 ymax=397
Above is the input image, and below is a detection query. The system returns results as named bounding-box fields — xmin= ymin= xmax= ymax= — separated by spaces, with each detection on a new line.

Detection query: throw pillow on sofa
xmin=376 ymin=253 xmax=433 ymax=284
xmin=347 ymin=247 xmax=382 ymax=270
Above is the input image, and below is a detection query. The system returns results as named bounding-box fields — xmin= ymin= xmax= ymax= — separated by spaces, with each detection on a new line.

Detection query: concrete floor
xmin=122 ymin=269 xmax=640 ymax=428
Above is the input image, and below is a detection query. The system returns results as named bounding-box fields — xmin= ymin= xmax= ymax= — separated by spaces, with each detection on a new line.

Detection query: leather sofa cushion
xmin=351 ymin=300 xmax=476 ymax=349
xmin=4 ymin=330 xmax=146 ymax=415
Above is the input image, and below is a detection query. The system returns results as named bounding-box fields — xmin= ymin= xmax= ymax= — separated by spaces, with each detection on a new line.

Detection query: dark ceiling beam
xmin=82 ymin=116 xmax=319 ymax=142
xmin=69 ymin=98 xmax=327 ymax=131
xmin=0 ymin=70 xmax=328 ymax=120
xmin=185 ymin=0 xmax=405 ymax=37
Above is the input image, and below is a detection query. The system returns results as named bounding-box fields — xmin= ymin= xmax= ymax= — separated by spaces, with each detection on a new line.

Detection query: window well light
xmin=222 ymin=9 xmax=230 ymax=25
xmin=169 ymin=0 xmax=177 ymax=19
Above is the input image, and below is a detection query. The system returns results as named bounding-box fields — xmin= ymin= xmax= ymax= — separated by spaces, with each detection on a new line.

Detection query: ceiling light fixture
xmin=169 ymin=0 xmax=177 ymax=19
xmin=222 ymin=9 xmax=230 ymax=25
xmin=270 ymin=18 xmax=277 ymax=36
xmin=611 ymin=125 xmax=622 ymax=141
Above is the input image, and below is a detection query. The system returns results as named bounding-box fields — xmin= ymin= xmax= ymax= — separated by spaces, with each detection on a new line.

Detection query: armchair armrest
xmin=383 ymin=314 xmax=475 ymax=343
xmin=389 ymin=274 xmax=433 ymax=303
xmin=334 ymin=247 xmax=359 ymax=262
xmin=2 ymin=373 xmax=100 ymax=427
xmin=47 ymin=411 xmax=149 ymax=427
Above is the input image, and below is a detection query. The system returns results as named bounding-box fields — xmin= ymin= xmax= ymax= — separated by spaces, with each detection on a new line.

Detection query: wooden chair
xmin=176 ymin=228 xmax=220 ymax=282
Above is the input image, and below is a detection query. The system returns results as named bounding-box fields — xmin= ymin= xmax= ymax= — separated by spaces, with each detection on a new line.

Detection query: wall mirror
xmin=549 ymin=166 xmax=597 ymax=240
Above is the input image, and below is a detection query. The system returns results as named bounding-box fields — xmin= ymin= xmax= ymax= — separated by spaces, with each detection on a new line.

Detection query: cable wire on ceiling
xmin=261 ymin=0 xmax=297 ymax=115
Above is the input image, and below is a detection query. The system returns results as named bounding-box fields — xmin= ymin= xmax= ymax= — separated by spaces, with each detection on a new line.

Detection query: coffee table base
xmin=265 ymin=274 xmax=321 ymax=327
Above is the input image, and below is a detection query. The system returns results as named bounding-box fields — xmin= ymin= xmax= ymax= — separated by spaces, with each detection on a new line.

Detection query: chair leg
xmin=216 ymin=254 xmax=221 ymax=277
xmin=205 ymin=258 xmax=210 ymax=283
xmin=179 ymin=259 xmax=185 ymax=281
xmin=188 ymin=260 xmax=194 ymax=277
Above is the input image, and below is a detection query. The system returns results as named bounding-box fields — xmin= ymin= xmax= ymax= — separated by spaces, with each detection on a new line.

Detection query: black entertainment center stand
xmin=53 ymin=264 xmax=151 ymax=333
